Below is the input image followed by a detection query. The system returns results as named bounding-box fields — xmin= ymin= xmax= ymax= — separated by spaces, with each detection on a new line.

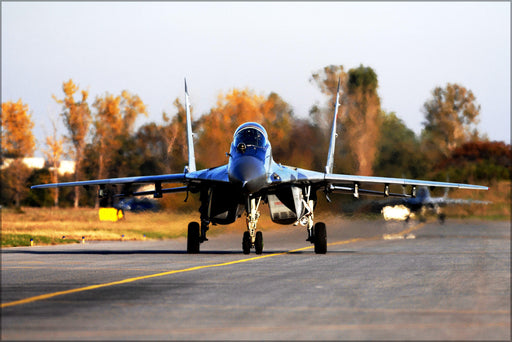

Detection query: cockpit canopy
xmin=233 ymin=122 xmax=268 ymax=148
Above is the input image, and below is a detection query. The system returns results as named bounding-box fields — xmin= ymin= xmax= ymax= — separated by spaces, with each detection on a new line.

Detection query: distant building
xmin=1 ymin=158 xmax=75 ymax=175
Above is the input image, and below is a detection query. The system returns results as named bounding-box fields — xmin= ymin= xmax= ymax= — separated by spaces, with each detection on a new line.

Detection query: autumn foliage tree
xmin=435 ymin=140 xmax=511 ymax=183
xmin=163 ymin=98 xmax=191 ymax=172
xmin=53 ymin=79 xmax=92 ymax=208
xmin=310 ymin=65 xmax=349 ymax=131
xmin=421 ymin=83 xmax=481 ymax=162
xmin=92 ymin=91 xmax=147 ymax=180
xmin=373 ymin=111 xmax=428 ymax=179
xmin=131 ymin=99 xmax=188 ymax=177
xmin=1 ymin=100 xmax=36 ymax=159
xmin=43 ymin=120 xmax=64 ymax=207
xmin=344 ymin=65 xmax=381 ymax=176
xmin=310 ymin=65 xmax=382 ymax=175
xmin=194 ymin=89 xmax=294 ymax=168
xmin=1 ymin=99 xmax=36 ymax=207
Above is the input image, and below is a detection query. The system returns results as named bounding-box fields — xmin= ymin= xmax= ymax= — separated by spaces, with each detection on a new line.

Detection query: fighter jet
xmin=378 ymin=186 xmax=491 ymax=223
xmin=31 ymin=80 xmax=488 ymax=254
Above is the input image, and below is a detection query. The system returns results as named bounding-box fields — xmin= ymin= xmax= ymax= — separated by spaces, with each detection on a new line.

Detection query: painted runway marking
xmin=1 ymin=223 xmax=425 ymax=308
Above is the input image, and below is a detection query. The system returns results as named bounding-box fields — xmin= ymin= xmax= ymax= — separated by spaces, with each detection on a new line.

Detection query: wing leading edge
xmin=30 ymin=166 xmax=231 ymax=195
xmin=287 ymin=167 xmax=488 ymax=199
xmin=30 ymin=173 xmax=187 ymax=189
xmin=323 ymin=173 xmax=488 ymax=190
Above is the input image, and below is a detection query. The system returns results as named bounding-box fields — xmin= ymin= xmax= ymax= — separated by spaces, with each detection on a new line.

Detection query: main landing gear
xmin=435 ymin=205 xmax=446 ymax=224
xmin=312 ymin=222 xmax=327 ymax=254
xmin=301 ymin=187 xmax=327 ymax=254
xmin=186 ymin=220 xmax=210 ymax=253
xmin=305 ymin=222 xmax=327 ymax=254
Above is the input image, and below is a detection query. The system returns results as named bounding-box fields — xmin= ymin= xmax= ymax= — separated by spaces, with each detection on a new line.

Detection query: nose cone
xmin=228 ymin=156 xmax=267 ymax=194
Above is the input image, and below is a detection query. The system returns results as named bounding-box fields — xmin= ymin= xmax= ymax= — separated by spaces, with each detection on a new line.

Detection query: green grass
xmin=1 ymin=234 xmax=79 ymax=247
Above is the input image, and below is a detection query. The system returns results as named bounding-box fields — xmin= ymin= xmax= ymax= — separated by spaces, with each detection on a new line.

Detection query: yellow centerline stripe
xmin=0 ymin=253 xmax=286 ymax=309
xmin=1 ymin=222 xmax=425 ymax=309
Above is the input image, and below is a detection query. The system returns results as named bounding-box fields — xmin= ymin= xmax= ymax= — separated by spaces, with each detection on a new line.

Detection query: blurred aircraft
xmin=115 ymin=198 xmax=160 ymax=213
xmin=378 ymin=186 xmax=491 ymax=223
xmin=31 ymin=80 xmax=488 ymax=254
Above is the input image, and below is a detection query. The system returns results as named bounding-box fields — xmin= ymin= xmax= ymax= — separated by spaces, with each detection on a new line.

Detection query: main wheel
xmin=254 ymin=231 xmax=263 ymax=255
xmin=314 ymin=222 xmax=327 ymax=254
xmin=187 ymin=222 xmax=200 ymax=253
xmin=242 ymin=231 xmax=251 ymax=254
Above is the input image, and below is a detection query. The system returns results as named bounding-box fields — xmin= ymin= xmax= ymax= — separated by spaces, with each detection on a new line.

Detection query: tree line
xmin=2 ymin=64 xmax=510 ymax=208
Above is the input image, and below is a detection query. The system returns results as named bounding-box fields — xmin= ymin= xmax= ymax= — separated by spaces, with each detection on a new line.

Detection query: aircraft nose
xmin=228 ymin=156 xmax=266 ymax=193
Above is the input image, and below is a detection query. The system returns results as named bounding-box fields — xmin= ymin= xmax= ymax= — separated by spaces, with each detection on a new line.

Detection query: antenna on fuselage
xmin=184 ymin=78 xmax=196 ymax=172
xmin=325 ymin=78 xmax=341 ymax=174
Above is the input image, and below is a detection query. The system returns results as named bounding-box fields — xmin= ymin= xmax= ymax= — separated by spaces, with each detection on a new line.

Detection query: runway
xmin=1 ymin=218 xmax=510 ymax=340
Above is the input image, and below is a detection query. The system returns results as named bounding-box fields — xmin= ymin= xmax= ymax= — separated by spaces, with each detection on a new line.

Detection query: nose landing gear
xmin=242 ymin=197 xmax=264 ymax=255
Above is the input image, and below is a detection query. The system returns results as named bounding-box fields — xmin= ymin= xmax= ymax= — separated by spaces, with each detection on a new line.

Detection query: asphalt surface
xmin=1 ymin=218 xmax=510 ymax=340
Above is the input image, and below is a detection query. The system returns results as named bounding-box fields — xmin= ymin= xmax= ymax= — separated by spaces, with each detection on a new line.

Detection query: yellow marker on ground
xmin=98 ymin=208 xmax=124 ymax=222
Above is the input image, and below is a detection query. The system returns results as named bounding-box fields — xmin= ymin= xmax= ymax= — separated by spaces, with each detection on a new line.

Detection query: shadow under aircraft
xmin=31 ymin=79 xmax=489 ymax=254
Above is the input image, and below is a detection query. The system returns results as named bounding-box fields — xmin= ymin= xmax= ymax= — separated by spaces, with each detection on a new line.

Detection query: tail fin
xmin=325 ymin=79 xmax=341 ymax=174
xmin=184 ymin=78 xmax=196 ymax=172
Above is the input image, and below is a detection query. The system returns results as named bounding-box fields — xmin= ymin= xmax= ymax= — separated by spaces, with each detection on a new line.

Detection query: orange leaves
xmin=53 ymin=79 xmax=92 ymax=152
xmin=120 ymin=91 xmax=147 ymax=135
xmin=63 ymin=79 xmax=79 ymax=98
xmin=44 ymin=135 xmax=64 ymax=163
xmin=93 ymin=91 xmax=147 ymax=144
xmin=94 ymin=93 xmax=122 ymax=140
xmin=310 ymin=65 xmax=381 ymax=176
xmin=196 ymin=88 xmax=294 ymax=167
xmin=92 ymin=90 xmax=147 ymax=179
xmin=53 ymin=79 xmax=92 ymax=207
xmin=1 ymin=99 xmax=35 ymax=158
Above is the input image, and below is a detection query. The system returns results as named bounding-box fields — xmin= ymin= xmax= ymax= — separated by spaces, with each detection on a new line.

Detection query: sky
xmin=2 ymin=2 xmax=510 ymax=158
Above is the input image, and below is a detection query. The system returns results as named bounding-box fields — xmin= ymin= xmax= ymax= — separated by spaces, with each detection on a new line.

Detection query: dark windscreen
xmin=234 ymin=128 xmax=266 ymax=147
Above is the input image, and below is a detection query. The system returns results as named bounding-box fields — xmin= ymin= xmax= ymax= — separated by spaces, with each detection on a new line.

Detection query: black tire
xmin=439 ymin=213 xmax=446 ymax=224
xmin=314 ymin=222 xmax=327 ymax=254
xmin=255 ymin=231 xmax=263 ymax=255
xmin=187 ymin=222 xmax=200 ymax=253
xmin=242 ymin=231 xmax=251 ymax=255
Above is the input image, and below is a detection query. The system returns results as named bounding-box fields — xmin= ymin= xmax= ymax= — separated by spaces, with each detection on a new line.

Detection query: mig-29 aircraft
xmin=31 ymin=80 xmax=488 ymax=254
xmin=378 ymin=186 xmax=491 ymax=223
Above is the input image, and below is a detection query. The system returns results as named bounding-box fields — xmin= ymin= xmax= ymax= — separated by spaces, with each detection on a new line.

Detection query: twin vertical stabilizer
xmin=325 ymin=79 xmax=341 ymax=174
xmin=185 ymin=78 xmax=196 ymax=172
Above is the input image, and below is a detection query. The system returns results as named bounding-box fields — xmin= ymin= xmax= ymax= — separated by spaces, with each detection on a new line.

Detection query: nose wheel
xmin=242 ymin=231 xmax=263 ymax=255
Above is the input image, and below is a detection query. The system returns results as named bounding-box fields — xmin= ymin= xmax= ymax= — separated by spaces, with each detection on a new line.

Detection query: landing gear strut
xmin=436 ymin=206 xmax=446 ymax=224
xmin=242 ymin=197 xmax=264 ymax=255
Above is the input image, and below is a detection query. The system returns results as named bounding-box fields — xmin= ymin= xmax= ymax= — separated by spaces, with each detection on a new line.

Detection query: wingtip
xmin=184 ymin=78 xmax=188 ymax=94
